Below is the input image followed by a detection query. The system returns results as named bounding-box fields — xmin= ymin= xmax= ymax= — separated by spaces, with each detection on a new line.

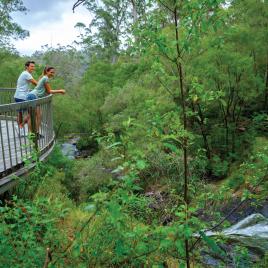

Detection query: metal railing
xmin=0 ymin=88 xmax=16 ymax=105
xmin=0 ymin=88 xmax=55 ymax=186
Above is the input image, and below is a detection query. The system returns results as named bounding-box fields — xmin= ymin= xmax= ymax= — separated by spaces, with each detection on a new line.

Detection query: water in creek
xmin=61 ymin=136 xmax=93 ymax=159
xmin=61 ymin=142 xmax=79 ymax=160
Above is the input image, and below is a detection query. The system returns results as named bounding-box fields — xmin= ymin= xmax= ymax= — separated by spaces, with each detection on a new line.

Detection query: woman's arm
xmin=44 ymin=82 xmax=65 ymax=94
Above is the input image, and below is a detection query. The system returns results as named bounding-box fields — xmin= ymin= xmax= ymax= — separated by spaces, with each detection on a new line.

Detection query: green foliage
xmin=75 ymin=0 xmax=141 ymax=63
xmin=0 ymin=197 xmax=55 ymax=268
xmin=1 ymin=0 xmax=268 ymax=266
xmin=252 ymin=113 xmax=268 ymax=134
xmin=51 ymin=174 xmax=204 ymax=267
xmin=227 ymin=176 xmax=245 ymax=191
xmin=0 ymin=51 xmax=25 ymax=87
xmin=76 ymin=135 xmax=99 ymax=154
xmin=0 ymin=0 xmax=29 ymax=47
xmin=0 ymin=162 xmax=72 ymax=268
xmin=33 ymin=45 xmax=87 ymax=91
xmin=211 ymin=155 xmax=229 ymax=178
xmin=233 ymin=246 xmax=252 ymax=268
xmin=75 ymin=156 xmax=112 ymax=198
xmin=199 ymin=231 xmax=226 ymax=257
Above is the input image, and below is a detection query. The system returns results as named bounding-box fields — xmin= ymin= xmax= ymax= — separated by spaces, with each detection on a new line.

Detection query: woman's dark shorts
xmin=26 ymin=93 xmax=37 ymax=101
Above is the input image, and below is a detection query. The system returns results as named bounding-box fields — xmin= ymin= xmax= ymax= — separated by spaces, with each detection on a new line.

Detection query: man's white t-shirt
xmin=14 ymin=71 xmax=33 ymax=100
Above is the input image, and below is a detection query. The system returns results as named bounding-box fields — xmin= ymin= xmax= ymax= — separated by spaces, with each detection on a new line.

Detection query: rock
xmin=261 ymin=203 xmax=268 ymax=218
xmin=201 ymin=253 xmax=222 ymax=267
xmin=206 ymin=213 xmax=268 ymax=253
xmin=216 ymin=198 xmax=268 ymax=225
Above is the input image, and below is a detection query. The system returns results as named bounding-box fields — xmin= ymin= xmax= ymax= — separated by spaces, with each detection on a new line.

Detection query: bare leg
xmin=27 ymin=114 xmax=32 ymax=132
xmin=17 ymin=111 xmax=23 ymax=128
xmin=19 ymin=111 xmax=30 ymax=129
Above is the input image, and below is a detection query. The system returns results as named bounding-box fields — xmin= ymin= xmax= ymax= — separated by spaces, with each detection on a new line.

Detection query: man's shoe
xmin=37 ymin=133 xmax=45 ymax=139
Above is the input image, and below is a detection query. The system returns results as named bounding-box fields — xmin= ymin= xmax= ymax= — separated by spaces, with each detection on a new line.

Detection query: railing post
xmin=29 ymin=106 xmax=38 ymax=151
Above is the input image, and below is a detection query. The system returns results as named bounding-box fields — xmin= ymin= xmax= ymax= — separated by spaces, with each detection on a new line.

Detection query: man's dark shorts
xmin=14 ymin=98 xmax=27 ymax=113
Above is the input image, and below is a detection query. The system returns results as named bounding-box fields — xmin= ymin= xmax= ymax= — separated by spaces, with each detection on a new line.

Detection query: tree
xmin=32 ymin=45 xmax=87 ymax=93
xmin=0 ymin=0 xmax=29 ymax=48
xmin=74 ymin=0 xmax=129 ymax=63
xmin=188 ymin=0 xmax=268 ymax=162
xmin=132 ymin=0 xmax=227 ymax=266
xmin=0 ymin=48 xmax=23 ymax=87
xmin=73 ymin=0 xmax=148 ymax=63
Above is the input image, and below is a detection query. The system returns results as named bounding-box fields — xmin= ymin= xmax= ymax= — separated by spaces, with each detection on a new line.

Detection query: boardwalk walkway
xmin=0 ymin=120 xmax=30 ymax=173
xmin=0 ymin=88 xmax=55 ymax=194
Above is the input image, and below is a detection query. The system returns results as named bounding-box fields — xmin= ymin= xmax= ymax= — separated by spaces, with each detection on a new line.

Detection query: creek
xmin=61 ymin=142 xmax=78 ymax=160
xmin=60 ymin=138 xmax=268 ymax=267
xmin=60 ymin=136 xmax=92 ymax=159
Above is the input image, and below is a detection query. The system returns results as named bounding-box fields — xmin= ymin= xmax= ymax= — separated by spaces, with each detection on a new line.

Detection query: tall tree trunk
xmin=111 ymin=54 xmax=117 ymax=64
xmin=196 ymin=104 xmax=211 ymax=160
xmin=220 ymin=103 xmax=229 ymax=154
xmin=230 ymin=74 xmax=242 ymax=160
xmin=263 ymin=56 xmax=268 ymax=110
xmin=130 ymin=0 xmax=138 ymax=22
xmin=173 ymin=6 xmax=190 ymax=268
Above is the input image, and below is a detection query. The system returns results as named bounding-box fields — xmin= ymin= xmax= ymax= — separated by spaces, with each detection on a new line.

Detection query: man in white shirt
xmin=14 ymin=61 xmax=38 ymax=127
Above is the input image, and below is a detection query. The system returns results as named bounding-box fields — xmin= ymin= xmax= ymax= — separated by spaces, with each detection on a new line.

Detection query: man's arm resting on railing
xmin=29 ymin=79 xmax=38 ymax=86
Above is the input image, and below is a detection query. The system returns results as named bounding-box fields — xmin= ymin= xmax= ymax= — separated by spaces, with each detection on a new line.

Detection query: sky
xmin=11 ymin=0 xmax=92 ymax=56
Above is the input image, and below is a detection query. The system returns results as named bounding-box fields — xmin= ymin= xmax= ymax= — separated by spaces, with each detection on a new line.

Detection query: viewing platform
xmin=0 ymin=88 xmax=55 ymax=194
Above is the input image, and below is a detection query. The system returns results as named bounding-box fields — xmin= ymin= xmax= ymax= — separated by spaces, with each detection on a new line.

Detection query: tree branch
xmin=73 ymin=0 xmax=86 ymax=13
xmin=157 ymin=76 xmax=176 ymax=98
xmin=42 ymin=248 xmax=52 ymax=268
xmin=158 ymin=0 xmax=174 ymax=13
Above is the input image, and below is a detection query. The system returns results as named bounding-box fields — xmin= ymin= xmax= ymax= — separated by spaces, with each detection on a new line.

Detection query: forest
xmin=0 ymin=0 xmax=268 ymax=267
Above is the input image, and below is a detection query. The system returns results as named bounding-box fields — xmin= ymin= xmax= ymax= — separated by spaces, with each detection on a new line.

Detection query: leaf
xmin=161 ymin=135 xmax=181 ymax=144
xmin=136 ymin=160 xmax=146 ymax=170
xmin=199 ymin=231 xmax=226 ymax=256
xmin=136 ymin=241 xmax=148 ymax=254
xmin=184 ymin=225 xmax=192 ymax=238
xmin=163 ymin=142 xmax=179 ymax=153
xmin=84 ymin=204 xmax=96 ymax=212
xmin=175 ymin=240 xmax=185 ymax=256
xmin=115 ymin=239 xmax=129 ymax=256
xmin=75 ymin=22 xmax=86 ymax=28
xmin=111 ymin=165 xmax=124 ymax=173
xmin=72 ymin=243 xmax=81 ymax=258
xmin=91 ymin=192 xmax=107 ymax=202
xmin=108 ymin=201 xmax=121 ymax=220
xmin=111 ymin=156 xmax=123 ymax=162
xmin=192 ymin=94 xmax=198 ymax=103
xmin=160 ymin=239 xmax=172 ymax=249
xmin=219 ymin=99 xmax=227 ymax=108
xmin=106 ymin=142 xmax=122 ymax=149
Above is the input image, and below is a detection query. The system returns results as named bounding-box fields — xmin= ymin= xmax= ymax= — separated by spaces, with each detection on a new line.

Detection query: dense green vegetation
xmin=1 ymin=0 xmax=268 ymax=267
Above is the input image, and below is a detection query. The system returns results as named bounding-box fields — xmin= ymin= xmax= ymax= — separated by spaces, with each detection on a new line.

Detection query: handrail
xmin=0 ymin=88 xmax=55 ymax=192
xmin=0 ymin=88 xmax=16 ymax=91
xmin=0 ymin=94 xmax=53 ymax=112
